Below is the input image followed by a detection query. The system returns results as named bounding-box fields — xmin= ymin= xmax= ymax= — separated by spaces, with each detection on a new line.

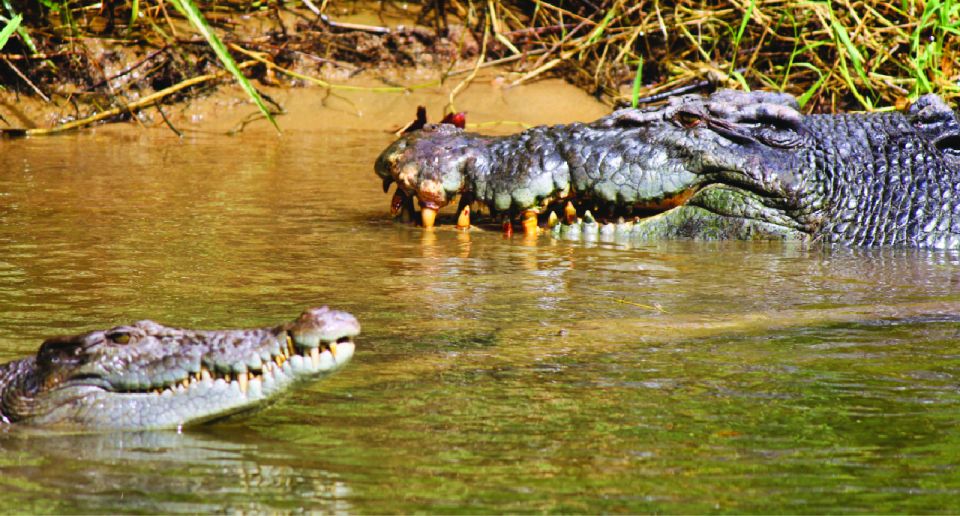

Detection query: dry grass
xmin=0 ymin=0 xmax=957 ymax=126
xmin=479 ymin=0 xmax=960 ymax=111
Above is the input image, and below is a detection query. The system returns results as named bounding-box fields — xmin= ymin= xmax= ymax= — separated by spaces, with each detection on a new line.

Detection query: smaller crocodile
xmin=375 ymin=90 xmax=960 ymax=248
xmin=0 ymin=307 xmax=359 ymax=431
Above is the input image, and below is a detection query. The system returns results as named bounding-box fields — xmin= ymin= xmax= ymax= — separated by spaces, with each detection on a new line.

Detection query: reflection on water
xmin=0 ymin=428 xmax=352 ymax=513
xmin=1 ymin=90 xmax=960 ymax=512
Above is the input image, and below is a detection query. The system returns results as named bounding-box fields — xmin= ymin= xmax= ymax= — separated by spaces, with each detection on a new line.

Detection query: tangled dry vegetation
xmin=0 ymin=0 xmax=957 ymax=132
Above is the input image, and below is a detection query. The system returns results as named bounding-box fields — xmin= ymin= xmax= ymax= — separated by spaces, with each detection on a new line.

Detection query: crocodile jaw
xmin=28 ymin=342 xmax=355 ymax=430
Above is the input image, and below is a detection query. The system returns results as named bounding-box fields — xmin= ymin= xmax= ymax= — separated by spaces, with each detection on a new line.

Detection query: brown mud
xmin=0 ymin=2 xmax=485 ymax=132
xmin=1 ymin=67 xmax=605 ymax=138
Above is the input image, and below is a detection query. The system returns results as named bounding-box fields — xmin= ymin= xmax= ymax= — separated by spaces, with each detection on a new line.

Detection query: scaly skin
xmin=0 ymin=307 xmax=359 ymax=430
xmin=375 ymin=90 xmax=960 ymax=248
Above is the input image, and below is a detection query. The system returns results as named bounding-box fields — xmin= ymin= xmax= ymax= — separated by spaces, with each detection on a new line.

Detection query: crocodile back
xmin=803 ymin=113 xmax=960 ymax=248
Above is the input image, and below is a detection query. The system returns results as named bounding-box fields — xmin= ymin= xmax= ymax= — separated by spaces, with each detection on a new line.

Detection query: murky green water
xmin=1 ymin=91 xmax=960 ymax=513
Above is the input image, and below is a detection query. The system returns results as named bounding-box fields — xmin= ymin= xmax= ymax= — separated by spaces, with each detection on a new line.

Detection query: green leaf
xmin=35 ymin=0 xmax=60 ymax=11
xmin=0 ymin=13 xmax=20 ymax=51
xmin=2 ymin=0 xmax=41 ymax=57
xmin=168 ymin=0 xmax=280 ymax=132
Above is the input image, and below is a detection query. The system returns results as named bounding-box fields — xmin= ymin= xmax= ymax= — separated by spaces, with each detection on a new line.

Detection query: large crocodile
xmin=0 ymin=307 xmax=359 ymax=430
xmin=375 ymin=90 xmax=960 ymax=248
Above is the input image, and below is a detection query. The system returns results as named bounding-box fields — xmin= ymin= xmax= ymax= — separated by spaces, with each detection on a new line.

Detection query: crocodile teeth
xmin=547 ymin=211 xmax=560 ymax=229
xmin=201 ymin=368 xmax=212 ymax=381
xmin=310 ymin=347 xmax=320 ymax=367
xmin=421 ymin=207 xmax=437 ymax=229
xmin=564 ymin=201 xmax=577 ymax=224
xmin=329 ymin=342 xmax=338 ymax=359
xmin=456 ymin=206 xmax=471 ymax=229
xmin=521 ymin=210 xmax=539 ymax=236
xmin=237 ymin=372 xmax=248 ymax=394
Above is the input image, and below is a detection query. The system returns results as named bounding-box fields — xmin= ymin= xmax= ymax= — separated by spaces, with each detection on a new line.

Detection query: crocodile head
xmin=375 ymin=122 xmax=489 ymax=227
xmin=375 ymin=90 xmax=819 ymax=240
xmin=585 ymin=89 xmax=815 ymax=240
xmin=0 ymin=307 xmax=359 ymax=430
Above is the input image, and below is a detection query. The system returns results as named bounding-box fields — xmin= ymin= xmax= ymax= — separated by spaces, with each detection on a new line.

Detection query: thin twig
xmin=88 ymin=47 xmax=168 ymax=90
xmin=14 ymin=61 xmax=257 ymax=137
xmin=0 ymin=51 xmax=79 ymax=60
xmin=447 ymin=20 xmax=490 ymax=112
xmin=445 ymin=49 xmax=547 ymax=77
xmin=154 ymin=100 xmax=182 ymax=138
xmin=2 ymin=58 xmax=50 ymax=102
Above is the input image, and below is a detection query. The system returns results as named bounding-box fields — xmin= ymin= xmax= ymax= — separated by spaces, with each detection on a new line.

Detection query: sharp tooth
xmin=201 ymin=368 xmax=212 ymax=381
xmin=456 ymin=205 xmax=471 ymax=230
xmin=223 ymin=373 xmax=232 ymax=383
xmin=547 ymin=211 xmax=560 ymax=229
xmin=237 ymin=372 xmax=248 ymax=394
xmin=421 ymin=207 xmax=437 ymax=229
xmin=564 ymin=201 xmax=577 ymax=224
xmin=310 ymin=347 xmax=320 ymax=367
xmin=329 ymin=342 xmax=338 ymax=358
xmin=286 ymin=334 xmax=295 ymax=356
xmin=521 ymin=209 xmax=539 ymax=236
xmin=181 ymin=379 xmax=190 ymax=389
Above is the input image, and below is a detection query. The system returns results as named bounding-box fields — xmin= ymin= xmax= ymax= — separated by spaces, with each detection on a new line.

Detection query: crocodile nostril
xmin=935 ymin=135 xmax=960 ymax=154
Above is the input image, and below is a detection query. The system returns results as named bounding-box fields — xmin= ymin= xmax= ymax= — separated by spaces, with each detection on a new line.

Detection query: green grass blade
xmin=796 ymin=65 xmax=829 ymax=109
xmin=128 ymin=0 xmax=139 ymax=30
xmin=734 ymin=0 xmax=754 ymax=44
xmin=630 ymin=57 xmax=643 ymax=108
xmin=0 ymin=13 xmax=20 ymax=50
xmin=586 ymin=7 xmax=617 ymax=45
xmin=828 ymin=10 xmax=872 ymax=95
xmin=169 ymin=0 xmax=279 ymax=132
xmin=731 ymin=0 xmax=755 ymax=67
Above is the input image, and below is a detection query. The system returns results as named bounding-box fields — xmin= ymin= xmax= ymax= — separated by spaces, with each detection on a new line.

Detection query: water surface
xmin=1 ymin=83 xmax=959 ymax=513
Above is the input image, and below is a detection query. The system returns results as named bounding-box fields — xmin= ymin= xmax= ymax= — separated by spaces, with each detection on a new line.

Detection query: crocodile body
xmin=376 ymin=90 xmax=960 ymax=248
xmin=0 ymin=307 xmax=359 ymax=430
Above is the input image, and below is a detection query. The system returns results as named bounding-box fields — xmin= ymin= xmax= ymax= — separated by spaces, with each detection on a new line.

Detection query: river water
xmin=1 ymin=79 xmax=959 ymax=513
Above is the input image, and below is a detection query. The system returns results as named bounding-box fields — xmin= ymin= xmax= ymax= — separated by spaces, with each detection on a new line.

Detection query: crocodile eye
xmin=106 ymin=331 xmax=131 ymax=344
xmin=674 ymin=111 xmax=702 ymax=128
